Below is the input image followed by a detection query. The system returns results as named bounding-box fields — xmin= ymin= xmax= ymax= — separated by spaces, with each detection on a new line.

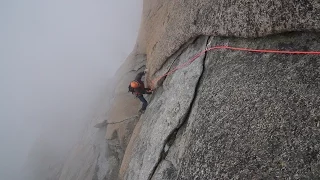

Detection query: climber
xmin=128 ymin=69 xmax=153 ymax=113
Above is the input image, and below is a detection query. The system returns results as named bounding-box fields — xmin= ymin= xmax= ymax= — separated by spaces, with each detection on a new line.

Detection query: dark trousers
xmin=137 ymin=95 xmax=148 ymax=111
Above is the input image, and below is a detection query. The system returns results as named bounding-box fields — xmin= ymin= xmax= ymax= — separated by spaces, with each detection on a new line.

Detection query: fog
xmin=0 ymin=0 xmax=142 ymax=179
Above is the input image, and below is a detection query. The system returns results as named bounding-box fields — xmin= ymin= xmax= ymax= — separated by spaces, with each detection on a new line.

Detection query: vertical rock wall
xmin=122 ymin=33 xmax=320 ymax=179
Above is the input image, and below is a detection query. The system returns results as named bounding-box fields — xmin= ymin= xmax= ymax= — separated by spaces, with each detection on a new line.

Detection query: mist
xmin=0 ymin=0 xmax=142 ymax=179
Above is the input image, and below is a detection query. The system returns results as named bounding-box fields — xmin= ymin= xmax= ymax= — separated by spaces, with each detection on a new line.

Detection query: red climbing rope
xmin=150 ymin=45 xmax=320 ymax=89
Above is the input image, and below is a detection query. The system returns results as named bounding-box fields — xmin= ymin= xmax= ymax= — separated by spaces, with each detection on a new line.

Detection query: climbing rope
xmin=150 ymin=45 xmax=320 ymax=89
xmin=94 ymin=115 xmax=139 ymax=128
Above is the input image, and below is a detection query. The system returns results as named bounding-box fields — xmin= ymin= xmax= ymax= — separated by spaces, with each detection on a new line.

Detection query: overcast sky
xmin=0 ymin=0 xmax=142 ymax=179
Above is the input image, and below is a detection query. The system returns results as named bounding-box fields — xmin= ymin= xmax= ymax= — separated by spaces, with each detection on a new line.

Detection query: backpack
xmin=128 ymin=85 xmax=135 ymax=94
xmin=128 ymin=80 xmax=144 ymax=95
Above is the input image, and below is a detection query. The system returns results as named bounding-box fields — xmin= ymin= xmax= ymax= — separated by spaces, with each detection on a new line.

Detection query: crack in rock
xmin=147 ymin=36 xmax=211 ymax=180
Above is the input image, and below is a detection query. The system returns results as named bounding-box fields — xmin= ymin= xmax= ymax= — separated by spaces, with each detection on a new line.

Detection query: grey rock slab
xmin=123 ymin=36 xmax=209 ymax=180
xmin=174 ymin=32 xmax=320 ymax=179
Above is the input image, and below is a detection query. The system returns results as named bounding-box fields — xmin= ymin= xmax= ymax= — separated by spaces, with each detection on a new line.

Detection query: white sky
xmin=0 ymin=0 xmax=142 ymax=179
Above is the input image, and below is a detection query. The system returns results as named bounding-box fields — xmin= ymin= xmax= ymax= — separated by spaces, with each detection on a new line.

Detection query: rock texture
xmin=121 ymin=32 xmax=320 ymax=179
xmin=135 ymin=0 xmax=320 ymax=82
xmin=159 ymin=33 xmax=320 ymax=179
xmin=116 ymin=1 xmax=320 ymax=179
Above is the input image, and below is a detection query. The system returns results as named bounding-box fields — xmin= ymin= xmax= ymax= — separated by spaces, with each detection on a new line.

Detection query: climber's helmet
xmin=130 ymin=81 xmax=140 ymax=88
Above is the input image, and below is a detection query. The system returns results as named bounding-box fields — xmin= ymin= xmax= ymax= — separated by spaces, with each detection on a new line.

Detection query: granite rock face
xmin=122 ymin=32 xmax=320 ymax=179
xmin=123 ymin=2 xmax=320 ymax=178
xmin=120 ymin=36 xmax=208 ymax=180
xmin=135 ymin=0 xmax=320 ymax=81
